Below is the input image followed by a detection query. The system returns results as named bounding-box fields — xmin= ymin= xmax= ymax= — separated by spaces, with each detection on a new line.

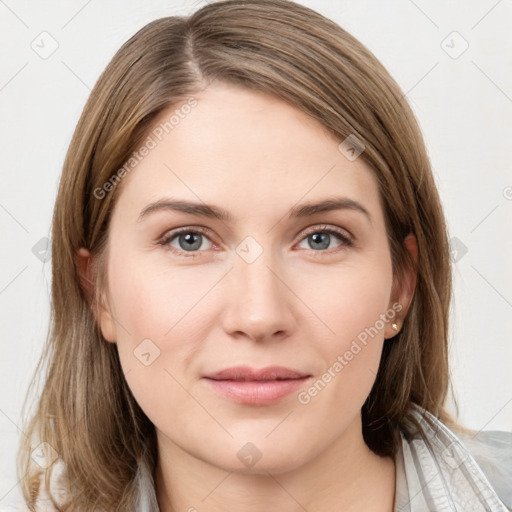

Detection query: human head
xmin=19 ymin=0 xmax=452 ymax=509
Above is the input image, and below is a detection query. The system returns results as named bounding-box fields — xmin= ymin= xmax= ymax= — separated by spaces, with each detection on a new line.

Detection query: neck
xmin=154 ymin=416 xmax=395 ymax=512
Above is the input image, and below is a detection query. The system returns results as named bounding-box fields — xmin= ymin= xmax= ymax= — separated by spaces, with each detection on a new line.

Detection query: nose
xmin=221 ymin=251 xmax=297 ymax=343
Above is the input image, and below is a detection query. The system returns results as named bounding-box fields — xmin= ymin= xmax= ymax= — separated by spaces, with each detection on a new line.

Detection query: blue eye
xmin=159 ymin=224 xmax=353 ymax=258
xmin=297 ymin=226 xmax=353 ymax=252
xmin=160 ymin=228 xmax=213 ymax=255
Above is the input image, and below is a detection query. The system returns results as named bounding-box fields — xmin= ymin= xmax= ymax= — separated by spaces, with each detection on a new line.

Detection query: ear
xmin=384 ymin=233 xmax=418 ymax=339
xmin=76 ymin=247 xmax=117 ymax=343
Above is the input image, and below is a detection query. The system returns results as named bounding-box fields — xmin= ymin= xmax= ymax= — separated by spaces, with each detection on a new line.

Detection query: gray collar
xmin=393 ymin=405 xmax=510 ymax=511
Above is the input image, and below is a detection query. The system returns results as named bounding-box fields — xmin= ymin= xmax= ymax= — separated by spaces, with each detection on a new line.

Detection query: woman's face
xmin=92 ymin=81 xmax=411 ymax=473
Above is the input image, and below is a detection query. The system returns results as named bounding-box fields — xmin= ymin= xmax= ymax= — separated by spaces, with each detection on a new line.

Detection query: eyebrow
xmin=137 ymin=197 xmax=372 ymax=224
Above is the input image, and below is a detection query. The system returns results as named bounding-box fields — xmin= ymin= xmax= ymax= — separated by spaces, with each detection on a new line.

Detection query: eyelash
xmin=158 ymin=224 xmax=354 ymax=258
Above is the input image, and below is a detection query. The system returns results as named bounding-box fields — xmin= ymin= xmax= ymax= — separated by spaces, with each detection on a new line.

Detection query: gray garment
xmin=393 ymin=405 xmax=511 ymax=511
xmin=14 ymin=405 xmax=512 ymax=511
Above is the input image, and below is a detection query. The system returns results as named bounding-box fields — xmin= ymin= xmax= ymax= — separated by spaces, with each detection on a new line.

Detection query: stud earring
xmin=392 ymin=323 xmax=398 ymax=331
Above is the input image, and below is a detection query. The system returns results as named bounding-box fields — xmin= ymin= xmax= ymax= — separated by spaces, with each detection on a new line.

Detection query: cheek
xmin=298 ymin=260 xmax=393 ymax=406
xmin=104 ymin=254 xmax=220 ymax=428
xmin=300 ymin=257 xmax=393 ymax=345
xmin=107 ymin=253 xmax=220 ymax=341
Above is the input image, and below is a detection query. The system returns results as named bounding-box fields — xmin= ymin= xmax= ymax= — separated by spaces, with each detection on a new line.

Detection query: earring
xmin=392 ymin=323 xmax=398 ymax=331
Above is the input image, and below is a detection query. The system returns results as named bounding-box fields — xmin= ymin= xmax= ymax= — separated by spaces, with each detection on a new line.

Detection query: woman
xmin=17 ymin=1 xmax=511 ymax=511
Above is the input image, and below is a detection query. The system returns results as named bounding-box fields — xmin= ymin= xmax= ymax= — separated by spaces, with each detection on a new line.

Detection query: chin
xmin=198 ymin=436 xmax=315 ymax=476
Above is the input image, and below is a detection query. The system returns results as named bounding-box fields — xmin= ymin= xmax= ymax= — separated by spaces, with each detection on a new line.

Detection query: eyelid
xmin=158 ymin=225 xmax=216 ymax=249
xmin=298 ymin=224 xmax=353 ymax=243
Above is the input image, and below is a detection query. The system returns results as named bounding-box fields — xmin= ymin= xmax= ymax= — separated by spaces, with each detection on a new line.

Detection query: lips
xmin=204 ymin=365 xmax=309 ymax=381
xmin=202 ymin=365 xmax=312 ymax=405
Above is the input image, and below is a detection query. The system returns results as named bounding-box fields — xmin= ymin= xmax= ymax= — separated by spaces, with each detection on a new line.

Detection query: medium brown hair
xmin=19 ymin=0 xmax=453 ymax=509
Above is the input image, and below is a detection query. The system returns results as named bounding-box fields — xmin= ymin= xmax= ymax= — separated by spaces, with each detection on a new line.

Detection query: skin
xmin=77 ymin=81 xmax=416 ymax=512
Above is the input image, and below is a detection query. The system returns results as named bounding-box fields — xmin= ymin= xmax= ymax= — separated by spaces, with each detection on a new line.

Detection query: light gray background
xmin=1 ymin=0 xmax=511 ymax=508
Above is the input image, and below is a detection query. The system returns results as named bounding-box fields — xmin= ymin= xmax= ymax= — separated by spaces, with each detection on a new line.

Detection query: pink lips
xmin=202 ymin=365 xmax=311 ymax=405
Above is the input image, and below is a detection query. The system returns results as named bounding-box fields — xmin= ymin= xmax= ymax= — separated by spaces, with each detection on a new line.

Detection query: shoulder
xmin=456 ymin=428 xmax=512 ymax=510
xmin=397 ymin=404 xmax=512 ymax=511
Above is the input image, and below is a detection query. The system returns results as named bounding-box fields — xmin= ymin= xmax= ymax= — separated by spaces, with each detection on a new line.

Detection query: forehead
xmin=113 ymin=82 xmax=383 ymax=224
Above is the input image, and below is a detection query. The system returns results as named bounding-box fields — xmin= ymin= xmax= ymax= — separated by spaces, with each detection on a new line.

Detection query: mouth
xmin=202 ymin=365 xmax=312 ymax=405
